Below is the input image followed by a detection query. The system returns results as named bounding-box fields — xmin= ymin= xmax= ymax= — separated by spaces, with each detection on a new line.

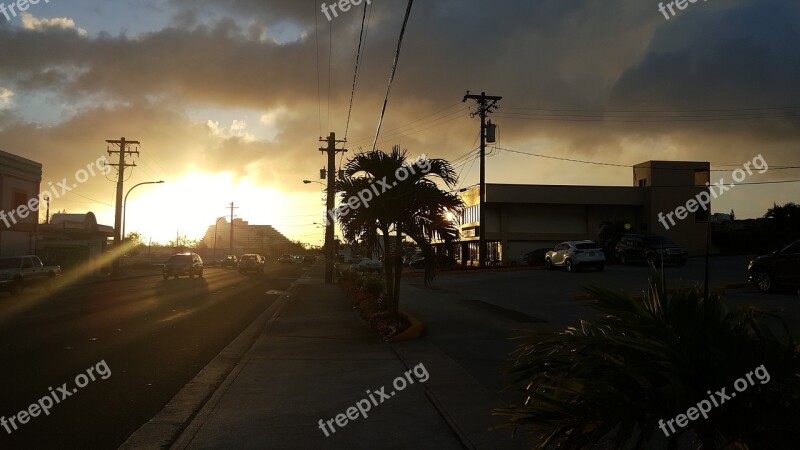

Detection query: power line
xmin=327 ymin=17 xmax=333 ymax=133
xmin=493 ymin=110 xmax=800 ymax=123
xmin=503 ymin=105 xmax=800 ymax=114
xmin=492 ymin=146 xmax=800 ymax=172
xmin=314 ymin=0 xmax=322 ymax=138
xmin=371 ymin=0 xmax=415 ymax=151
xmin=348 ymin=102 xmax=464 ymax=147
xmin=343 ymin=1 xmax=370 ymax=141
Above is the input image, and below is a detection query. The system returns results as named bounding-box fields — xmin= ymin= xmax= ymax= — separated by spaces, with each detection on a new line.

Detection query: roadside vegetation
xmin=495 ymin=273 xmax=800 ymax=449
xmin=335 ymin=147 xmax=462 ymax=329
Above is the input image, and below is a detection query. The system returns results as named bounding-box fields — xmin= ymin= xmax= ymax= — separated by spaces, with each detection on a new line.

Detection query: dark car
xmin=409 ymin=254 xmax=456 ymax=269
xmin=163 ymin=253 xmax=204 ymax=279
xmin=238 ymin=254 xmax=265 ymax=273
xmin=522 ymin=248 xmax=552 ymax=266
xmin=221 ymin=255 xmax=238 ymax=268
xmin=302 ymin=255 xmax=315 ymax=265
xmin=615 ymin=234 xmax=688 ymax=266
xmin=748 ymin=239 xmax=800 ymax=293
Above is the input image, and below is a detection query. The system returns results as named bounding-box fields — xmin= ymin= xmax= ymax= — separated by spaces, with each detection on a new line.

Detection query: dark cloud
xmin=0 ymin=0 xmax=797 ymax=229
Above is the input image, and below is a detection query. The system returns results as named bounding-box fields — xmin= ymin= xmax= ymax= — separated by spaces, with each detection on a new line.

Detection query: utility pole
xmin=463 ymin=92 xmax=501 ymax=267
xmin=320 ymin=132 xmax=347 ymax=283
xmin=229 ymin=202 xmax=239 ymax=253
xmin=106 ymin=137 xmax=140 ymax=276
xmin=44 ymin=196 xmax=50 ymax=224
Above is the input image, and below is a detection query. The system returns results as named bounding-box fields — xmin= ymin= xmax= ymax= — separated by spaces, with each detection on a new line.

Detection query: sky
xmin=0 ymin=0 xmax=798 ymax=245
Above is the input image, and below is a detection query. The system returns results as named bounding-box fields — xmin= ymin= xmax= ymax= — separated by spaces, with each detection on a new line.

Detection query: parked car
xmin=615 ymin=234 xmax=688 ymax=266
xmin=409 ymin=254 xmax=457 ymax=269
xmin=403 ymin=252 xmax=423 ymax=267
xmin=351 ymin=259 xmax=384 ymax=274
xmin=221 ymin=255 xmax=238 ymax=268
xmin=748 ymin=239 xmax=800 ymax=293
xmin=238 ymin=254 xmax=265 ymax=273
xmin=163 ymin=253 xmax=204 ymax=279
xmin=302 ymin=255 xmax=315 ymax=265
xmin=522 ymin=248 xmax=552 ymax=266
xmin=545 ymin=241 xmax=605 ymax=272
xmin=0 ymin=255 xmax=61 ymax=295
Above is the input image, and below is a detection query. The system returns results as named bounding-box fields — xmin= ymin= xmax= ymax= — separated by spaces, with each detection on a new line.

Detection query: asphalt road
xmin=0 ymin=263 xmax=305 ymax=449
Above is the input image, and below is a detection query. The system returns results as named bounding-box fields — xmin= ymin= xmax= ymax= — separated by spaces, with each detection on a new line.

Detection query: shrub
xmin=495 ymin=273 xmax=800 ymax=449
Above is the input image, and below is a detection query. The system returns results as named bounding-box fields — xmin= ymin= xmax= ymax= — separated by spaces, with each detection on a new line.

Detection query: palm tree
xmin=494 ymin=273 xmax=800 ymax=449
xmin=335 ymin=146 xmax=462 ymax=317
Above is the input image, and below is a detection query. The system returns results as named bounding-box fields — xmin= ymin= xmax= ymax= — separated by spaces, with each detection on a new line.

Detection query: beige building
xmin=0 ymin=150 xmax=42 ymax=256
xmin=448 ymin=160 xmax=710 ymax=265
xmin=201 ymin=218 xmax=293 ymax=257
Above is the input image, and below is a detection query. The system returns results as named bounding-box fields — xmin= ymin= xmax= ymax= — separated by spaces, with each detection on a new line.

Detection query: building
xmin=0 ymin=150 xmax=42 ymax=256
xmin=36 ymin=212 xmax=114 ymax=276
xmin=448 ymin=160 xmax=710 ymax=265
xmin=201 ymin=218 xmax=293 ymax=257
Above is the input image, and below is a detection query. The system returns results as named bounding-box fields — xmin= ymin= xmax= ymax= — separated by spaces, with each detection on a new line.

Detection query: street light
xmin=303 ymin=180 xmax=326 ymax=186
xmin=122 ymin=181 xmax=165 ymax=243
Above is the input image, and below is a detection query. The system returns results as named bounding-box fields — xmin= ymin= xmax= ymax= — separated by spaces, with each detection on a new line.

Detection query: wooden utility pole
xmin=106 ymin=137 xmax=140 ymax=276
xmin=463 ymin=92 xmax=501 ymax=267
xmin=319 ymin=132 xmax=347 ymax=283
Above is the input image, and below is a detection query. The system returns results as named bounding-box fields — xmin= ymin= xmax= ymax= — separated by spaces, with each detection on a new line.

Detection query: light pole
xmin=303 ymin=180 xmax=325 ymax=186
xmin=213 ymin=216 xmax=227 ymax=259
xmin=122 ymin=180 xmax=164 ymax=244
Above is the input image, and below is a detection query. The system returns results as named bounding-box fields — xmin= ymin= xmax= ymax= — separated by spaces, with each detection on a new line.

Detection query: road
xmin=0 ymin=263 xmax=305 ymax=449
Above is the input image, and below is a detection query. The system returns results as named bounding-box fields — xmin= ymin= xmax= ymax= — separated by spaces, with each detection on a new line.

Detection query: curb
xmin=387 ymin=310 xmax=425 ymax=342
xmin=119 ymin=276 xmax=305 ymax=449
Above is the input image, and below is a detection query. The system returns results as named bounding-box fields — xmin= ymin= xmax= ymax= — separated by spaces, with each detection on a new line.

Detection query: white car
xmin=545 ymin=240 xmax=605 ymax=272
xmin=351 ymin=259 xmax=383 ymax=274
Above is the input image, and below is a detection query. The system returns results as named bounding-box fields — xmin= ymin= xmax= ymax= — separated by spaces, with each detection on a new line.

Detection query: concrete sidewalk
xmin=167 ymin=268 xmax=529 ymax=449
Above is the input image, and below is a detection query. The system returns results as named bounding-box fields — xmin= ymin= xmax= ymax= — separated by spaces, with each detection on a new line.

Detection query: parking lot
xmin=404 ymin=255 xmax=800 ymax=332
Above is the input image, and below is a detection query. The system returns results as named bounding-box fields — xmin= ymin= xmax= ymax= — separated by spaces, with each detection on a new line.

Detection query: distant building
xmin=711 ymin=213 xmax=734 ymax=223
xmin=201 ymin=218 xmax=293 ymax=257
xmin=0 ymin=150 xmax=42 ymax=256
xmin=445 ymin=160 xmax=710 ymax=265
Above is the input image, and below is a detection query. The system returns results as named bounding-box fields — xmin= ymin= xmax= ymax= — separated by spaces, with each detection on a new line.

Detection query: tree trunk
xmin=381 ymin=227 xmax=394 ymax=310
xmin=392 ymin=229 xmax=404 ymax=318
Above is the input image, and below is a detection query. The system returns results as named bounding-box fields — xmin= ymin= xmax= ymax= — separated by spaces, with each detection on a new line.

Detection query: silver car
xmin=545 ymin=240 xmax=605 ymax=272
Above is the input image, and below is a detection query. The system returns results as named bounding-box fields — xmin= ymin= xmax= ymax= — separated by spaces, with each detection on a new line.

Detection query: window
xmin=12 ymin=190 xmax=28 ymax=211
xmin=21 ymin=258 xmax=33 ymax=269
xmin=695 ymin=169 xmax=710 ymax=187
xmin=638 ymin=179 xmax=648 ymax=187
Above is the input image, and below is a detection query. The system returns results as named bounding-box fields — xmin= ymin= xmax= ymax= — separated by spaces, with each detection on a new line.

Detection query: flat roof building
xmin=446 ymin=160 xmax=710 ymax=265
xmin=0 ymin=149 xmax=42 ymax=256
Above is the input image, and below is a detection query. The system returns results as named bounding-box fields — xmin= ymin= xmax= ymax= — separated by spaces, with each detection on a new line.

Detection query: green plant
xmin=494 ymin=273 xmax=800 ymax=449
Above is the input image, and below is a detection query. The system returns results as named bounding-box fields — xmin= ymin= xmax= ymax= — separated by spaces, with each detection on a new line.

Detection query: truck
xmin=0 ymin=255 xmax=62 ymax=296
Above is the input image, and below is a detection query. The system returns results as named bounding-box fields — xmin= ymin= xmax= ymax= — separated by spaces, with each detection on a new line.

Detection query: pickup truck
xmin=0 ymin=255 xmax=61 ymax=295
